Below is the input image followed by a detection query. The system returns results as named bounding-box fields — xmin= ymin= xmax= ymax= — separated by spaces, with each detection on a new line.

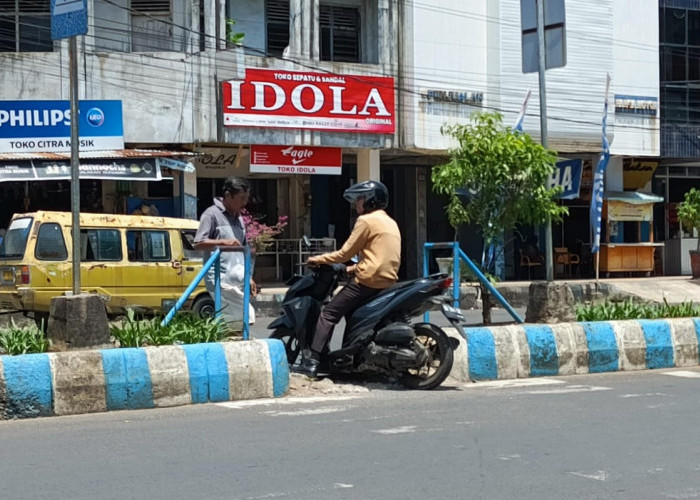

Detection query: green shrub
xmin=110 ymin=308 xmax=229 ymax=348
xmin=0 ymin=318 xmax=52 ymax=355
xmin=576 ymin=299 xmax=700 ymax=321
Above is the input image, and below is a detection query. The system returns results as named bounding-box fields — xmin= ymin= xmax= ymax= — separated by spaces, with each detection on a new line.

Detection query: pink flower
xmin=242 ymin=210 xmax=289 ymax=252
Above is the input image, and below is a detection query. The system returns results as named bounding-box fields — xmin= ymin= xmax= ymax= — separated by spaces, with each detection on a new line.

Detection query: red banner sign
xmin=223 ymin=69 xmax=395 ymax=134
xmin=250 ymin=145 xmax=342 ymax=175
xmin=250 ymin=145 xmax=343 ymax=175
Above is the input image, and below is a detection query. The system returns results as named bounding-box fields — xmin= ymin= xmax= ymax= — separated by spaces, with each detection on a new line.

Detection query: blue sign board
xmin=549 ymin=158 xmax=582 ymax=199
xmin=51 ymin=0 xmax=88 ymax=40
xmin=0 ymin=100 xmax=124 ymax=153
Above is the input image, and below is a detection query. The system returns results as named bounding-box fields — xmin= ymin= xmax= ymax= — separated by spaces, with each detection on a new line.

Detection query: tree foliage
xmin=677 ymin=187 xmax=700 ymax=251
xmin=431 ymin=112 xmax=568 ymax=245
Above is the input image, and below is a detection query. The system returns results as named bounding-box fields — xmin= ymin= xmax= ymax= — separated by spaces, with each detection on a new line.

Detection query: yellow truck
xmin=0 ymin=211 xmax=214 ymax=323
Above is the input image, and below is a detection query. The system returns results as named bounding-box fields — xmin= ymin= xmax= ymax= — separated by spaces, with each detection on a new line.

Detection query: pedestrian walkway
xmin=254 ymin=275 xmax=700 ymax=318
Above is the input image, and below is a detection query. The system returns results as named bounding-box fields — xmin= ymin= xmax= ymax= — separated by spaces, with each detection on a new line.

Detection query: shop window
xmin=266 ymin=0 xmax=289 ymax=57
xmin=127 ymin=230 xmax=170 ymax=262
xmin=663 ymin=8 xmax=686 ymax=45
xmin=131 ymin=0 xmax=173 ymax=52
xmin=0 ymin=0 xmax=53 ymax=53
xmin=80 ymin=229 xmax=122 ymax=262
xmin=662 ymin=87 xmax=687 ymax=122
xmin=320 ymin=4 xmax=360 ymax=63
xmin=35 ymin=223 xmax=68 ymax=261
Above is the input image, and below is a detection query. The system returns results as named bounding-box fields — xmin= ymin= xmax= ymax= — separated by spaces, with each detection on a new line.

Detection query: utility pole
xmin=69 ymin=36 xmax=81 ymax=294
xmin=536 ymin=0 xmax=554 ymax=281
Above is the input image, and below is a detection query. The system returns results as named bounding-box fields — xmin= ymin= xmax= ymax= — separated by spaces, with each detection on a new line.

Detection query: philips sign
xmin=0 ymin=100 xmax=124 ymax=153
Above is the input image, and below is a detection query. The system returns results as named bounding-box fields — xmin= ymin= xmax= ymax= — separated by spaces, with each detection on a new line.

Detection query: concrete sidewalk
xmin=254 ymin=276 xmax=700 ymax=317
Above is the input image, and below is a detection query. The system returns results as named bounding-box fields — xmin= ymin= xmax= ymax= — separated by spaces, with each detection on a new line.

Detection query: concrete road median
xmin=449 ymin=318 xmax=700 ymax=382
xmin=0 ymin=339 xmax=289 ymax=420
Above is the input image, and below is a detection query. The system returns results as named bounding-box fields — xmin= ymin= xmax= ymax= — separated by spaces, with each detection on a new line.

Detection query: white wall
xmin=610 ymin=0 xmax=659 ymax=156
xmin=407 ymin=1 xmax=490 ymax=151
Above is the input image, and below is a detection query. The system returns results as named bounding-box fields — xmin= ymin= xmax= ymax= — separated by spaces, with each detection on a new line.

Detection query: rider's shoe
xmin=291 ymin=349 xmax=320 ymax=378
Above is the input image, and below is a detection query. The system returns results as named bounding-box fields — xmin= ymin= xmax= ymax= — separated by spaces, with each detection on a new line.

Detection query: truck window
xmin=0 ymin=217 xmax=33 ymax=259
xmin=126 ymin=230 xmax=171 ymax=262
xmin=80 ymin=229 xmax=122 ymax=261
xmin=35 ymin=223 xmax=68 ymax=261
xmin=181 ymin=230 xmax=203 ymax=260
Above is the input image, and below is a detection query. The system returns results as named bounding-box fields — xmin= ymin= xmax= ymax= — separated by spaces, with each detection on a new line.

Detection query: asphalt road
xmin=2 ymin=368 xmax=700 ymax=499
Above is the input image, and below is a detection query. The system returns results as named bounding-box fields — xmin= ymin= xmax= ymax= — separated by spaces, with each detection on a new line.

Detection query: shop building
xmin=658 ymin=0 xmax=700 ymax=275
xmin=397 ymin=0 xmax=660 ymax=279
xmin=1 ymin=0 xmax=662 ymax=281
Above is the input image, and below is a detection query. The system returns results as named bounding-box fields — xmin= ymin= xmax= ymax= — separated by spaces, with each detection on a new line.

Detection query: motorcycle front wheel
xmin=269 ymin=328 xmax=301 ymax=365
xmin=400 ymin=324 xmax=454 ymax=390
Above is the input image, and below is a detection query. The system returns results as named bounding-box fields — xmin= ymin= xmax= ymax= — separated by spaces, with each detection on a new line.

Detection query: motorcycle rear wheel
xmin=400 ymin=324 xmax=454 ymax=390
xmin=269 ymin=328 xmax=301 ymax=365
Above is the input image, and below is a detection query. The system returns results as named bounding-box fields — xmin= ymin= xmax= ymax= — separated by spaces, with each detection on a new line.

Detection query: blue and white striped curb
xmin=0 ymin=339 xmax=289 ymax=419
xmin=448 ymin=318 xmax=700 ymax=382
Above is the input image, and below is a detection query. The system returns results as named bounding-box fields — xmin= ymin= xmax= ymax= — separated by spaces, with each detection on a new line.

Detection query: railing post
xmin=214 ymin=254 xmax=221 ymax=322
xmin=161 ymin=248 xmax=221 ymax=327
xmin=242 ymin=245 xmax=251 ymax=340
xmin=423 ymin=242 xmax=431 ymax=322
xmin=452 ymin=241 xmax=460 ymax=309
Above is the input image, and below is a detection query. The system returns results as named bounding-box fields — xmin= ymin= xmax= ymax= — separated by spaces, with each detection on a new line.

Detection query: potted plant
xmin=677 ymin=187 xmax=700 ymax=278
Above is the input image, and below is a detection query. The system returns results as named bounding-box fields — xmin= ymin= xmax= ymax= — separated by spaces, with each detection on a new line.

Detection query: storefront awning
xmin=605 ymin=191 xmax=663 ymax=204
xmin=0 ymin=149 xmax=197 ymax=182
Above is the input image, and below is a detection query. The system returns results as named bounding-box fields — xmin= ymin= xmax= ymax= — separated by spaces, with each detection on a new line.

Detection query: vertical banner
xmin=590 ymin=74 xmax=611 ymax=254
xmin=513 ymin=89 xmax=532 ymax=132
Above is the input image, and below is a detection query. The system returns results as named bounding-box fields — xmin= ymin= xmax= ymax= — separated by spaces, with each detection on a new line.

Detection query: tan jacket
xmin=314 ymin=210 xmax=401 ymax=289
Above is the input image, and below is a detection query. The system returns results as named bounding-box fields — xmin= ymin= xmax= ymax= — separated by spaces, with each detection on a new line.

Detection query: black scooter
xmin=268 ymin=262 xmax=465 ymax=390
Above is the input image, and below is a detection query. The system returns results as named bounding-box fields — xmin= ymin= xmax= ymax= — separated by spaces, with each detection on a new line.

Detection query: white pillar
xmin=357 ymin=149 xmax=380 ymax=181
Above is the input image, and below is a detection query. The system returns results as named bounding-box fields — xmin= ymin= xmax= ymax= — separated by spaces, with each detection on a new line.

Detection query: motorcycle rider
xmin=292 ymin=180 xmax=402 ymax=378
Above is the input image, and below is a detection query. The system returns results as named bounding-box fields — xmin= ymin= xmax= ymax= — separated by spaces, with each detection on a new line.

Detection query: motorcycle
xmin=268 ymin=262 xmax=466 ymax=390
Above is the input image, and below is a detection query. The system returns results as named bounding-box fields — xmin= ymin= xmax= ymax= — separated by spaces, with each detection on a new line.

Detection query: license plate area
xmin=1 ymin=267 xmax=15 ymax=285
xmin=441 ymin=303 xmax=465 ymax=322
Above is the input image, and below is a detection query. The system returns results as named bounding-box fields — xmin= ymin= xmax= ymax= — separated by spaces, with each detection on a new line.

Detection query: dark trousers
xmin=310 ymin=281 xmax=381 ymax=354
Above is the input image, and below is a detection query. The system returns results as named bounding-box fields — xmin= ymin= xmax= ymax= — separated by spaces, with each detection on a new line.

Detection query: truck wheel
xmin=192 ymin=295 xmax=215 ymax=319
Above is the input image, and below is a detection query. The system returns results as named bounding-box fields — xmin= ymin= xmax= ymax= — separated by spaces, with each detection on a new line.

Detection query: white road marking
xmin=498 ymin=454 xmax=521 ymax=461
xmin=372 ymin=426 xmax=417 ymax=435
xmin=462 ymin=378 xmax=565 ymax=389
xmin=619 ymin=392 xmax=670 ymax=398
xmin=663 ymin=371 xmax=700 ymax=379
xmin=663 ymin=488 xmax=700 ymax=499
xmin=240 ymin=483 xmax=354 ymax=500
xmin=216 ymin=395 xmax=359 ymax=410
xmin=568 ymin=470 xmax=608 ymax=481
xmin=526 ymin=385 xmax=611 ymax=395
xmin=262 ymin=406 xmax=349 ymax=417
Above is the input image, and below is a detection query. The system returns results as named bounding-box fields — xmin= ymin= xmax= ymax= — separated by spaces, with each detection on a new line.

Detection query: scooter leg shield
xmin=283 ymin=296 xmax=322 ymax=350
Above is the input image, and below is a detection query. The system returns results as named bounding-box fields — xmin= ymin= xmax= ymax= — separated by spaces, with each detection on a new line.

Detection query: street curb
xmin=447 ymin=318 xmax=700 ymax=382
xmin=0 ymin=339 xmax=290 ymax=420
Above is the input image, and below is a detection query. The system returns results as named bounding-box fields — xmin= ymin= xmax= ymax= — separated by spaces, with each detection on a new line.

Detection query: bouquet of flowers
xmin=242 ymin=210 xmax=289 ymax=253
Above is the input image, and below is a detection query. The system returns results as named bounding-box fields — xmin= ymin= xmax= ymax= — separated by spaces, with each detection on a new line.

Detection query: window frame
xmin=126 ymin=230 xmax=172 ymax=263
xmin=34 ymin=223 xmax=68 ymax=261
xmin=0 ymin=0 xmax=53 ymax=53
xmin=265 ymin=0 xmax=290 ymax=58
xmin=79 ymin=228 xmax=123 ymax=262
xmin=320 ymin=3 xmax=361 ymax=63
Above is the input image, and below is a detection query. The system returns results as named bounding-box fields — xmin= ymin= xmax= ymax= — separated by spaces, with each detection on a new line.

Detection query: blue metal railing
xmin=423 ymin=241 xmax=523 ymax=324
xmin=161 ymin=245 xmax=253 ymax=340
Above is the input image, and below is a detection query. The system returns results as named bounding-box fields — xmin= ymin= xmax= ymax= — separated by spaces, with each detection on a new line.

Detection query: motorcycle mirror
xmin=302 ymin=235 xmax=311 ymax=248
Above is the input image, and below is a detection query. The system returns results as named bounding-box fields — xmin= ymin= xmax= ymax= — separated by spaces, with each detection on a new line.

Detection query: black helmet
xmin=343 ymin=180 xmax=388 ymax=211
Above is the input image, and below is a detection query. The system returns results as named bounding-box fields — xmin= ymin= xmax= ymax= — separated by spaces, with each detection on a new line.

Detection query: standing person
xmin=292 ymin=180 xmax=401 ymax=378
xmin=194 ymin=177 xmax=257 ymax=332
